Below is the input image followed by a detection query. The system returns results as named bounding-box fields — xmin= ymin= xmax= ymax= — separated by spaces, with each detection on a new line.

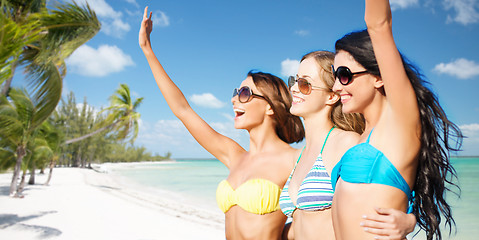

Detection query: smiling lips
xmin=292 ymin=95 xmax=304 ymax=104
xmin=340 ymin=94 xmax=351 ymax=103
xmin=234 ymin=108 xmax=245 ymax=118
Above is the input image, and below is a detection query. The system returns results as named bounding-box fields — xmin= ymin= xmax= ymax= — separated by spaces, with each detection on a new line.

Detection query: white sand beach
xmin=0 ymin=167 xmax=225 ymax=240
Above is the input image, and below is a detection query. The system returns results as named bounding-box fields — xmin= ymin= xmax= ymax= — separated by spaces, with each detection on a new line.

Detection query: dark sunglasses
xmin=288 ymin=76 xmax=330 ymax=95
xmin=233 ymin=86 xmax=266 ymax=103
xmin=332 ymin=65 xmax=369 ymax=85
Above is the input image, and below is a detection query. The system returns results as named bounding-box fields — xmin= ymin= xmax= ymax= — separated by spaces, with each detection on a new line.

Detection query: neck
xmin=362 ymin=94 xmax=387 ymax=135
xmin=247 ymin=120 xmax=286 ymax=154
xmin=302 ymin=110 xmax=334 ymax=151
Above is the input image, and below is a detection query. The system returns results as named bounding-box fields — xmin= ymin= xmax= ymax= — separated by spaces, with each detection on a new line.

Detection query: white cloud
xmin=294 ymin=30 xmax=310 ymax=37
xmin=460 ymin=123 xmax=479 ymax=136
xmin=281 ymin=59 xmax=300 ymax=77
xmin=136 ymin=118 xmax=249 ymax=158
xmin=153 ymin=11 xmax=170 ymax=27
xmin=444 ymin=0 xmax=479 ymax=25
xmin=124 ymin=0 xmax=139 ymax=8
xmin=433 ymin=58 xmax=479 ymax=79
xmin=67 ymin=44 xmax=134 ymax=77
xmin=459 ymin=123 xmax=479 ymax=155
xmin=189 ymin=93 xmax=225 ymax=108
xmin=78 ymin=0 xmax=131 ymax=37
xmin=390 ymin=0 xmax=419 ymax=10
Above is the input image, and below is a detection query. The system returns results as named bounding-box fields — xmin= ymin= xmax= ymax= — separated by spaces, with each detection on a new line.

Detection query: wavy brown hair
xmin=301 ymin=51 xmax=365 ymax=134
xmin=248 ymin=71 xmax=305 ymax=144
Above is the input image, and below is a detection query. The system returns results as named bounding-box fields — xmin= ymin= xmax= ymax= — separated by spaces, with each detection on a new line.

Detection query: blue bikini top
xmin=331 ymin=129 xmax=413 ymax=202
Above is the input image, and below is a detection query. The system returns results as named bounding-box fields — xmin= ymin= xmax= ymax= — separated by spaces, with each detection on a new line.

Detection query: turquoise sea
xmin=110 ymin=157 xmax=478 ymax=240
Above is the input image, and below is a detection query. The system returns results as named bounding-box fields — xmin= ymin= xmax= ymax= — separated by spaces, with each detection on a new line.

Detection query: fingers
xmin=375 ymin=207 xmax=395 ymax=215
xmin=362 ymin=213 xmax=390 ymax=223
xmin=143 ymin=6 xmax=148 ymax=19
xmin=149 ymin=11 xmax=153 ymax=20
xmin=360 ymin=218 xmax=389 ymax=230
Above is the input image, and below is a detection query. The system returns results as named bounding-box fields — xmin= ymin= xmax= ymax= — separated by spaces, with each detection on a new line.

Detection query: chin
xmin=341 ymin=104 xmax=355 ymax=114
xmin=289 ymin=105 xmax=303 ymax=117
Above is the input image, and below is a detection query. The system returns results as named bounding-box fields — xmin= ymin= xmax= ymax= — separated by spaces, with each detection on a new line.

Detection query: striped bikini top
xmin=279 ymin=127 xmax=335 ymax=218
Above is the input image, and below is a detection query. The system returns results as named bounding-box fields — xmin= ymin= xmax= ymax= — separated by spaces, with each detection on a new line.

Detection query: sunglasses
xmin=233 ymin=86 xmax=266 ymax=103
xmin=288 ymin=76 xmax=330 ymax=95
xmin=332 ymin=65 xmax=369 ymax=85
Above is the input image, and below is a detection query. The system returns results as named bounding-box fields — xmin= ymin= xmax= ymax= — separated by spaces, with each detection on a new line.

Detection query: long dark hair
xmin=247 ymin=71 xmax=305 ymax=144
xmin=335 ymin=30 xmax=463 ymax=240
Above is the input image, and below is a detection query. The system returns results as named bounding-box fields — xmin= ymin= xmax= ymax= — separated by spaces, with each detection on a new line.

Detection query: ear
xmin=325 ymin=92 xmax=340 ymax=106
xmin=373 ymin=75 xmax=384 ymax=89
xmin=265 ymin=103 xmax=275 ymax=116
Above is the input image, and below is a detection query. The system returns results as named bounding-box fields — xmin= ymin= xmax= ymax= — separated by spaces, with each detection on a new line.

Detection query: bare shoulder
xmin=335 ymin=129 xmax=360 ymax=148
xmin=281 ymin=145 xmax=302 ymax=166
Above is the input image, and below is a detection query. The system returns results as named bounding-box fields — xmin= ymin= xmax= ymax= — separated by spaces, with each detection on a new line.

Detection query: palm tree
xmin=0 ymin=88 xmax=53 ymax=196
xmin=64 ymin=84 xmax=144 ymax=145
xmin=41 ymin=118 xmax=63 ymax=185
xmin=0 ymin=0 xmax=100 ymax=122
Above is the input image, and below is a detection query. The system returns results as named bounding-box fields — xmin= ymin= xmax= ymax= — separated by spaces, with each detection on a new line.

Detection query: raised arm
xmin=364 ymin=0 xmax=419 ymax=126
xmin=139 ymin=7 xmax=243 ymax=167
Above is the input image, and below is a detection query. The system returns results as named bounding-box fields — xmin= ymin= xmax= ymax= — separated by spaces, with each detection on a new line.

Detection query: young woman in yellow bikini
xmin=139 ymin=7 xmax=303 ymax=239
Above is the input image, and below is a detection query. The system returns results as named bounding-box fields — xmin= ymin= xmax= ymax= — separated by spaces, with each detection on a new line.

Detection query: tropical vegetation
xmin=0 ymin=1 xmax=170 ymax=198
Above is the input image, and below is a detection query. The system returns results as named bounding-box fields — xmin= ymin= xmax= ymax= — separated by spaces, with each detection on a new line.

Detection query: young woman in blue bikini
xmin=331 ymin=1 xmax=463 ymax=239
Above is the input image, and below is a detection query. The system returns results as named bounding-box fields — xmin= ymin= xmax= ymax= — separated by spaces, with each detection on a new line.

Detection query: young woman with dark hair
xmin=330 ymin=1 xmax=463 ymax=240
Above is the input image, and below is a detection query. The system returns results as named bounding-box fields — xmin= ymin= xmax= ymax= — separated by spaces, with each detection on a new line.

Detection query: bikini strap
xmin=320 ymin=126 xmax=336 ymax=155
xmin=295 ymin=146 xmax=306 ymax=165
xmin=366 ymin=128 xmax=374 ymax=143
xmin=289 ymin=146 xmax=306 ymax=176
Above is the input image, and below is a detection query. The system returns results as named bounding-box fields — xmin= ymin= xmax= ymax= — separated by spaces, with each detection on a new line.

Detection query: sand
xmin=0 ymin=166 xmax=225 ymax=240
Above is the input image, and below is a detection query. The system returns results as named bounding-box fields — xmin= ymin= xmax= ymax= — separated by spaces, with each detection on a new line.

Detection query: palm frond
xmin=36 ymin=1 xmax=100 ymax=64
xmin=0 ymin=10 xmax=42 ymax=84
xmin=22 ymin=59 xmax=62 ymax=128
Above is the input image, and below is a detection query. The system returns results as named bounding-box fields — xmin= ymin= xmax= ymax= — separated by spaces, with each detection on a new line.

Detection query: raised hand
xmin=139 ymin=6 xmax=153 ymax=49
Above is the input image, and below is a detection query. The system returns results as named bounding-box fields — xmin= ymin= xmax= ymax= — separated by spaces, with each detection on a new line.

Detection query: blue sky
xmin=39 ymin=0 xmax=479 ymax=157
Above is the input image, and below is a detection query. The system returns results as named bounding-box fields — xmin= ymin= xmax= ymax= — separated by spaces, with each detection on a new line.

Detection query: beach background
xmin=1 ymin=156 xmax=477 ymax=240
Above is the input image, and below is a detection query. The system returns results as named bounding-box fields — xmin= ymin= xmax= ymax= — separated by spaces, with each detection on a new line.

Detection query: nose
xmin=332 ymin=77 xmax=343 ymax=93
xmin=289 ymin=81 xmax=300 ymax=94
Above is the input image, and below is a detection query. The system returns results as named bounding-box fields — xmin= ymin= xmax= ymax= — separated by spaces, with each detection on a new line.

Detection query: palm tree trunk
xmin=9 ymin=145 xmax=26 ymax=196
xmin=28 ymin=162 xmax=36 ymax=185
xmin=44 ymin=157 xmax=57 ymax=186
xmin=0 ymin=61 xmax=17 ymax=97
xmin=63 ymin=121 xmax=118 ymax=145
xmin=16 ymin=169 xmax=27 ymax=197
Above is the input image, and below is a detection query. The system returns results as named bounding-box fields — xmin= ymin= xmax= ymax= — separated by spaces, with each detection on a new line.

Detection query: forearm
xmin=365 ymin=0 xmax=392 ymax=31
xmin=141 ymin=46 xmax=192 ymax=118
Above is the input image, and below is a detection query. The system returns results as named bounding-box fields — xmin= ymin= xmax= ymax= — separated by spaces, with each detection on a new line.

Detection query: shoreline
xmin=0 ymin=166 xmax=225 ymax=240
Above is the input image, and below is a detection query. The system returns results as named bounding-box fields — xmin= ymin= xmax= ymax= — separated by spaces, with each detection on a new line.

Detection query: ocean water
xmin=110 ymin=157 xmax=478 ymax=239
xmin=109 ymin=159 xmax=228 ymax=210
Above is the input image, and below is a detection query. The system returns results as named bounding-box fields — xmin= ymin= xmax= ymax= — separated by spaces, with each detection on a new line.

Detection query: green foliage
xmin=102 ymin=83 xmax=144 ymax=143
xmin=1 ymin=0 xmax=101 ymax=130
xmin=53 ymin=91 xmax=168 ymax=167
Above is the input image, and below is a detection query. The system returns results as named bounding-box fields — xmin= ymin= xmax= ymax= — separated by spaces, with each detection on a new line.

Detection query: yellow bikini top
xmin=216 ymin=179 xmax=282 ymax=215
